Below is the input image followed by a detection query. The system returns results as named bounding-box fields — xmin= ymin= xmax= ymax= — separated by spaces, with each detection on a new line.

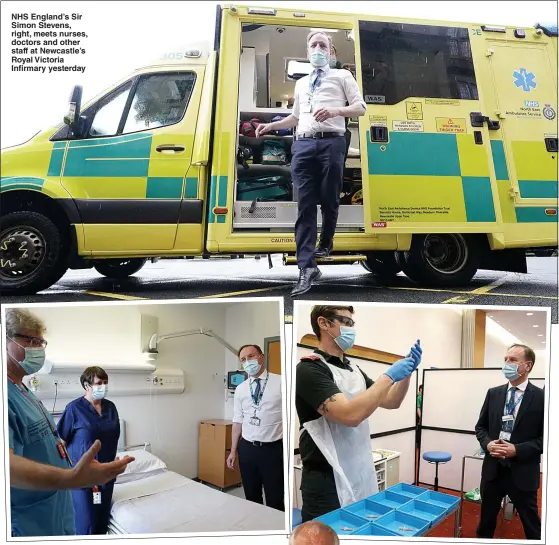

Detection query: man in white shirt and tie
xmin=227 ymin=344 xmax=284 ymax=511
xmin=475 ymin=344 xmax=544 ymax=540
xmin=256 ymin=31 xmax=367 ymax=297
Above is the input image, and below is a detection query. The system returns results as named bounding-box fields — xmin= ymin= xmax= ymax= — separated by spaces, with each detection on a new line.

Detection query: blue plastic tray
xmin=315 ymin=509 xmax=369 ymax=535
xmin=344 ymin=498 xmax=394 ymax=523
xmin=416 ymin=490 xmax=460 ymax=514
xmin=368 ymin=490 xmax=412 ymax=509
xmin=387 ymin=483 xmax=427 ymax=499
xmin=352 ymin=522 xmax=399 ymax=536
xmin=398 ymin=499 xmax=447 ymax=527
xmin=373 ymin=510 xmax=430 ymax=537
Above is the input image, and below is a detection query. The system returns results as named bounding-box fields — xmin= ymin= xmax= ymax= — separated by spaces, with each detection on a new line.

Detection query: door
xmin=265 ymin=336 xmax=282 ymax=375
xmin=487 ymin=41 xmax=558 ymax=210
xmin=60 ymin=68 xmax=203 ymax=253
xmin=355 ymin=19 xmax=499 ymax=234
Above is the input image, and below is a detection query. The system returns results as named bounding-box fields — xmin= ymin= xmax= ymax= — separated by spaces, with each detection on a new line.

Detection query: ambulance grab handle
xmin=156 ymin=145 xmax=186 ymax=152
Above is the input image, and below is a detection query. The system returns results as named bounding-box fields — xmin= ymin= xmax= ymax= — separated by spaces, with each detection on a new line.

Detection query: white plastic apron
xmin=302 ymin=354 xmax=378 ymax=507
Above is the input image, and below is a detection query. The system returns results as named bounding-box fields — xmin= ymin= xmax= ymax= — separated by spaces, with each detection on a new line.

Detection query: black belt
xmin=296 ymin=131 xmax=345 ymax=139
xmin=242 ymin=437 xmax=282 ymax=447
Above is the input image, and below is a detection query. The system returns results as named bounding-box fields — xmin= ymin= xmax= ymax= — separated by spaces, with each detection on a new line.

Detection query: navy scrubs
xmin=57 ymin=397 xmax=120 ymax=535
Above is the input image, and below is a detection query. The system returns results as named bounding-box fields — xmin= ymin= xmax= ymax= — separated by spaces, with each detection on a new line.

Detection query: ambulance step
xmin=282 ymin=254 xmax=367 ymax=265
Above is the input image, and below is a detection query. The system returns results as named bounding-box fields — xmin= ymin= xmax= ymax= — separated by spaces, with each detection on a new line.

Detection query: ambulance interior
xmin=234 ymin=24 xmax=364 ymax=232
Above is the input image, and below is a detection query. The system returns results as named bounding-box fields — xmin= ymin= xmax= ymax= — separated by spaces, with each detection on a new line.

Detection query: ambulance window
xmin=89 ymin=82 xmax=133 ymax=137
xmin=358 ymin=21 xmax=477 ymax=105
xmin=121 ymin=72 xmax=196 ymax=134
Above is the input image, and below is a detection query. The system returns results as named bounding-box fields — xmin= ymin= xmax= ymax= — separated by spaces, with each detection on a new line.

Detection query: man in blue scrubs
xmin=5 ymin=308 xmax=134 ymax=537
xmin=58 ymin=366 xmax=121 ymax=534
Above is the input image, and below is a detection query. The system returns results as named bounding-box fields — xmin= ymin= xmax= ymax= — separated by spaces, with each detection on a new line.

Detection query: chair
xmin=423 ymin=451 xmax=452 ymax=491
xmin=292 ymin=508 xmax=303 ymax=529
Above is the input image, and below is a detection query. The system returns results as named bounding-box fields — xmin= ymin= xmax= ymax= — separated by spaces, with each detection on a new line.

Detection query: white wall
xmin=223 ymin=300 xmax=282 ymax=420
xmin=29 ymin=301 xmax=274 ymax=479
xmin=295 ymin=303 xmax=464 ymax=375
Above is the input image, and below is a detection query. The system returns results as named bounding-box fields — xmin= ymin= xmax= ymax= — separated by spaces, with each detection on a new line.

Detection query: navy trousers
xmin=72 ymin=481 xmax=114 ymax=535
xmin=291 ymin=136 xmax=346 ymax=269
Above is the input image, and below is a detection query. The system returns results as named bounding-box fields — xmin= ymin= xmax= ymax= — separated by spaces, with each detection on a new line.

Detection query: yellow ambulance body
xmin=1 ymin=4 xmax=557 ymax=294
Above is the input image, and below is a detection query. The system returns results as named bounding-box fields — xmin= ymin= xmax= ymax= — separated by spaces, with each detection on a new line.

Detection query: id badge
xmin=499 ymin=431 xmax=511 ymax=441
xmin=249 ymin=416 xmax=261 ymax=427
xmin=301 ymin=102 xmax=312 ymax=113
xmin=93 ymin=489 xmax=102 ymax=505
xmin=502 ymin=415 xmax=514 ymax=423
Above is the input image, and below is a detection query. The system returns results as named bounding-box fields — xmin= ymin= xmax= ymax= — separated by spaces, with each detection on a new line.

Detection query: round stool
xmin=292 ymin=508 xmax=303 ymax=529
xmin=423 ymin=451 xmax=452 ymax=491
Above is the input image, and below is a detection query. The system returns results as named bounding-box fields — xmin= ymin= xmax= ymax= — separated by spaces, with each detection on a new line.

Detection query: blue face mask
xmin=503 ymin=362 xmax=528 ymax=381
xmin=243 ymin=359 xmax=261 ymax=376
xmin=333 ymin=326 xmax=356 ymax=352
xmin=18 ymin=347 xmax=46 ymax=375
xmin=92 ymin=385 xmax=108 ymax=400
xmin=310 ymin=50 xmax=328 ymax=67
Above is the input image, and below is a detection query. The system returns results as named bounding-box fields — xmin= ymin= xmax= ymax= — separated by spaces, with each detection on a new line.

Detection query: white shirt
xmin=505 ymin=379 xmax=529 ymax=419
xmin=233 ymin=370 xmax=283 ymax=443
xmin=292 ymin=64 xmax=366 ymax=135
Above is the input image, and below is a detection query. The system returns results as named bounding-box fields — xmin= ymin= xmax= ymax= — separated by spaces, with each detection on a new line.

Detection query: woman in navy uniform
xmin=57 ymin=366 xmax=120 ymax=535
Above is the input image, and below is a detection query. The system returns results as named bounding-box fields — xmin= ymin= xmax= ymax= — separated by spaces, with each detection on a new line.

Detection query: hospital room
xmin=290 ymin=302 xmax=549 ymax=541
xmin=3 ymin=298 xmax=288 ymax=537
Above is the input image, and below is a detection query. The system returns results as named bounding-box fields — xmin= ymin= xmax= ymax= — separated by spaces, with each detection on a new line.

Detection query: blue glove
xmin=384 ymin=357 xmax=415 ymax=383
xmin=407 ymin=339 xmax=422 ymax=371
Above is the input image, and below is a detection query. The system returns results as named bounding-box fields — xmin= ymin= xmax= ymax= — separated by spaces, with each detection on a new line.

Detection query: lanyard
xmin=10 ymin=378 xmax=58 ymax=438
xmin=249 ymin=374 xmax=269 ymax=410
xmin=505 ymin=391 xmax=524 ymax=416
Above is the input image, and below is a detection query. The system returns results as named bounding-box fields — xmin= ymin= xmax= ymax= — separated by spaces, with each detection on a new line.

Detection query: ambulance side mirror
xmin=63 ymin=85 xmax=84 ymax=137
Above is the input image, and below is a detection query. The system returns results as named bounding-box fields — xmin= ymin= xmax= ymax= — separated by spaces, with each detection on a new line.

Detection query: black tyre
xmin=361 ymin=251 xmax=402 ymax=277
xmin=0 ymin=211 xmax=69 ymax=295
xmin=94 ymin=258 xmax=147 ymax=279
xmin=401 ymin=234 xmax=479 ymax=286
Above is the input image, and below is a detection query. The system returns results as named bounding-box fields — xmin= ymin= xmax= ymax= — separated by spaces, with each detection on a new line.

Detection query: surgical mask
xmin=332 ymin=326 xmax=356 ymax=352
xmin=503 ymin=362 xmax=525 ymax=381
xmin=243 ymin=359 xmax=261 ymax=376
xmin=91 ymin=385 xmax=108 ymax=400
xmin=310 ymin=50 xmax=328 ymax=67
xmin=10 ymin=342 xmax=46 ymax=375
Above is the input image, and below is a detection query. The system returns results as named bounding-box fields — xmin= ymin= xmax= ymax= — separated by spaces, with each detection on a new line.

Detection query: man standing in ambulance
xmin=256 ymin=31 xmax=366 ymax=296
xmin=295 ymin=305 xmax=421 ymax=522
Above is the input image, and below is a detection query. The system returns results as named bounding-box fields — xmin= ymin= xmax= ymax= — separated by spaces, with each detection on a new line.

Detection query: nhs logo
xmin=525 ymin=100 xmax=539 ymax=107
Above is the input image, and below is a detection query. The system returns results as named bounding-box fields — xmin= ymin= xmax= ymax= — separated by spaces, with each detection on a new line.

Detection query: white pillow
xmin=117 ymin=449 xmax=167 ymax=476
xmin=116 ymin=468 xmax=166 ymax=485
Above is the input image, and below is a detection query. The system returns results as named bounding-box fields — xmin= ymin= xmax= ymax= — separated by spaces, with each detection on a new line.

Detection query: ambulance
xmin=1 ymin=4 xmax=557 ymax=295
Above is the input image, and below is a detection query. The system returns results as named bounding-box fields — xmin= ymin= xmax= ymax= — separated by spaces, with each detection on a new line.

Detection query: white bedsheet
xmin=110 ymin=470 xmax=285 ymax=534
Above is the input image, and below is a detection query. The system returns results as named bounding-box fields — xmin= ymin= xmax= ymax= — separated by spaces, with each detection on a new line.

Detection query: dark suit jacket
xmin=475 ymin=381 xmax=544 ymax=491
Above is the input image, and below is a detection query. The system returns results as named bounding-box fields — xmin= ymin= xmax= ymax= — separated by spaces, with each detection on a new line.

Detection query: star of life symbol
xmin=513 ymin=68 xmax=537 ymax=92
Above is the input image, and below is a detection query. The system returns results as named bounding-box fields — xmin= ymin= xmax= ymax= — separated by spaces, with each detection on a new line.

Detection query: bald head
xmin=290 ymin=521 xmax=339 ymax=545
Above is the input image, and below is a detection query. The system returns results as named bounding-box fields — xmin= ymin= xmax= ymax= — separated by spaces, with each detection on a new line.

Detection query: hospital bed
xmin=107 ymin=444 xmax=286 ymax=535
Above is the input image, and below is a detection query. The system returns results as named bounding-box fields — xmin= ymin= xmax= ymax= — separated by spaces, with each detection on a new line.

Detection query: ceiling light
xmin=541 ymin=341 xmax=546 ymax=344
xmin=533 ymin=325 xmax=539 ymax=328
xmin=538 ymin=334 xmax=544 ymax=337
xmin=526 ymin=312 xmax=534 ymax=316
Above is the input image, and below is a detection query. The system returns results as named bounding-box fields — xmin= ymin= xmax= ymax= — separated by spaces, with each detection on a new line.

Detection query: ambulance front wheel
xmin=94 ymin=258 xmax=147 ymax=279
xmin=0 ymin=211 xmax=69 ymax=295
xmin=361 ymin=251 xmax=401 ymax=277
xmin=401 ymin=234 xmax=479 ymax=287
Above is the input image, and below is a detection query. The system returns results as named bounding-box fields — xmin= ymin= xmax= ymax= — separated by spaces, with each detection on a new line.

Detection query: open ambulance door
xmin=354 ymin=17 xmax=501 ymax=241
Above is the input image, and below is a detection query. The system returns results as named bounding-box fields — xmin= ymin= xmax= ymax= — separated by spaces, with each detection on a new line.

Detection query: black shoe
xmin=291 ymin=267 xmax=322 ymax=297
xmin=314 ymin=246 xmax=332 ymax=258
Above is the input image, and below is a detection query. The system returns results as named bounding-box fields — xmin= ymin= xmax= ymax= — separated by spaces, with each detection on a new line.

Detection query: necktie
xmin=252 ymin=378 xmax=261 ymax=405
xmin=503 ymin=387 xmax=518 ymax=433
xmin=310 ymin=69 xmax=323 ymax=95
